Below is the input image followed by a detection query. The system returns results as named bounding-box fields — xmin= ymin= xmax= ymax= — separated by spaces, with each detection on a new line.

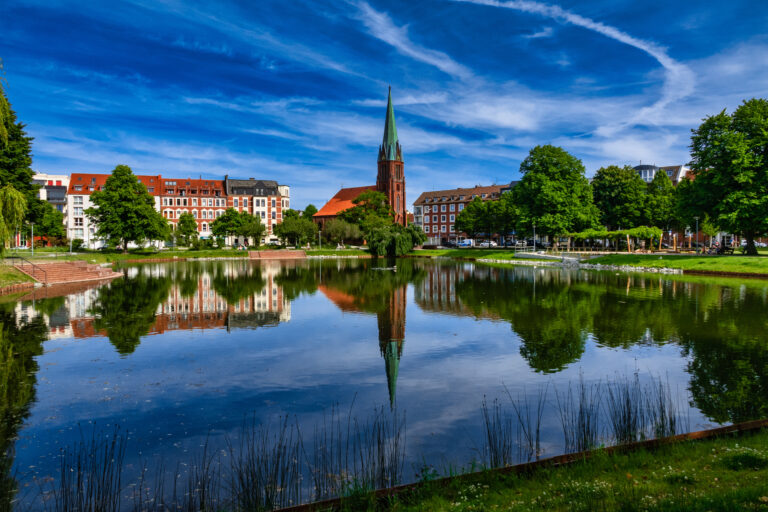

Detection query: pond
xmin=1 ymin=258 xmax=767 ymax=508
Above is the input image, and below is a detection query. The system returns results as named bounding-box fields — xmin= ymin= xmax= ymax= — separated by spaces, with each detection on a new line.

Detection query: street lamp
xmin=694 ymin=216 xmax=700 ymax=254
xmin=30 ymin=223 xmax=34 ymax=256
xmin=532 ymin=221 xmax=536 ymax=250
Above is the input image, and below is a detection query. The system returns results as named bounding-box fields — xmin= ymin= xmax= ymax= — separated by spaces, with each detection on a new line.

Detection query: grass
xmin=5 ymin=248 xmax=251 ymax=264
xmin=0 ymin=265 xmax=34 ymax=288
xmin=586 ymin=254 xmax=768 ymax=275
xmin=363 ymin=428 xmax=768 ymax=512
xmin=409 ymin=248 xmax=543 ymax=261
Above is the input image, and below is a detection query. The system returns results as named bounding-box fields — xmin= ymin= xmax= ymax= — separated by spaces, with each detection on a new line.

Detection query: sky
xmin=3 ymin=0 xmax=768 ymax=210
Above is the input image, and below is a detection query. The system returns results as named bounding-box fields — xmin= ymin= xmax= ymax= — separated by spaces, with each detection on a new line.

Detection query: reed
xmin=481 ymin=397 xmax=513 ymax=468
xmin=505 ymin=384 xmax=548 ymax=462
xmin=555 ymin=376 xmax=602 ymax=453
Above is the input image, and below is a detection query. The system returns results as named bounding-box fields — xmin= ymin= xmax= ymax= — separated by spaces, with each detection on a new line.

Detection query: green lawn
xmin=586 ymin=254 xmax=768 ymax=275
xmin=5 ymin=248 xmax=251 ymax=264
xmin=338 ymin=428 xmax=768 ymax=511
xmin=410 ymin=248 xmax=542 ymax=261
xmin=0 ymin=265 xmax=34 ymax=288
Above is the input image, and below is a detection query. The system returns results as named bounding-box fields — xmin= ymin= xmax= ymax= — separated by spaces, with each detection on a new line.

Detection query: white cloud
xmin=351 ymin=1 xmax=473 ymax=79
xmin=455 ymin=0 xmax=696 ymax=133
xmin=523 ymin=26 xmax=554 ymax=39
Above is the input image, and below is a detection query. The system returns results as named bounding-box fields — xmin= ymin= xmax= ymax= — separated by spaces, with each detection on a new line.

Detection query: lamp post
xmin=532 ymin=221 xmax=536 ymax=250
xmin=30 ymin=223 xmax=34 ymax=256
xmin=318 ymin=229 xmax=322 ymax=249
xmin=694 ymin=216 xmax=700 ymax=254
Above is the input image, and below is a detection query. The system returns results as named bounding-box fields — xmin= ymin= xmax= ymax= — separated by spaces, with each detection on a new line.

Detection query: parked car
xmin=458 ymin=239 xmax=473 ymax=248
xmin=477 ymin=240 xmax=498 ymax=248
xmin=441 ymin=240 xmax=458 ymax=248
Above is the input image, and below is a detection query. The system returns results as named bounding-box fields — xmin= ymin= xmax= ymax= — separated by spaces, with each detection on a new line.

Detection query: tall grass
xmin=555 ymin=376 xmax=602 ymax=453
xmin=481 ymin=398 xmax=513 ymax=468
xmin=506 ymin=385 xmax=548 ymax=462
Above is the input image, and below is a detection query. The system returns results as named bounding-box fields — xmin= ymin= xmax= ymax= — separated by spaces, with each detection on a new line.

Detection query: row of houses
xmin=412 ymin=165 xmax=692 ymax=245
xmin=31 ymin=172 xmax=290 ymax=248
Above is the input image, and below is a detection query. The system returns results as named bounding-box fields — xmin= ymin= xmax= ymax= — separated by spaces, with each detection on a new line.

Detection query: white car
xmin=478 ymin=241 xmax=498 ymax=248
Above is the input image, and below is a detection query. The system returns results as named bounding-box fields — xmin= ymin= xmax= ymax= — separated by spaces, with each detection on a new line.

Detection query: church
xmin=313 ymin=88 xmax=407 ymax=227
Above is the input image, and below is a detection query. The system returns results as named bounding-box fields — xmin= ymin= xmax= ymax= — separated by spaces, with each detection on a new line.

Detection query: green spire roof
xmin=380 ymin=87 xmax=401 ymax=161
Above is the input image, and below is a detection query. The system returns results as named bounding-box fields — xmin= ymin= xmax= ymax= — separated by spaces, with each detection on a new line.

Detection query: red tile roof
xmin=68 ymin=173 xmax=162 ymax=195
xmin=314 ymin=185 xmax=376 ymax=218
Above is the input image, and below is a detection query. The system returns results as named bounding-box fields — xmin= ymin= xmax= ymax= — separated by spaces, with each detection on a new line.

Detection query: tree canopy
xmin=645 ymin=170 xmax=677 ymax=231
xmin=512 ymin=145 xmax=599 ymax=237
xmin=688 ymin=99 xmax=768 ymax=254
xmin=175 ymin=212 xmax=198 ymax=246
xmin=339 ymin=189 xmax=393 ymax=238
xmin=591 ymin=165 xmax=647 ymax=230
xmin=273 ymin=213 xmax=317 ymax=246
xmin=85 ymin=165 xmax=170 ymax=250
xmin=0 ymin=185 xmax=26 ymax=251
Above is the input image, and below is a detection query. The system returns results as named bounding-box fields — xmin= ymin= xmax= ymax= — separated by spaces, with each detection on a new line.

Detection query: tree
xmin=339 ymin=189 xmax=394 ymax=238
xmin=210 ymin=208 xmax=244 ymax=243
xmin=323 ymin=218 xmax=361 ymax=245
xmin=0 ymin=83 xmax=35 ymax=200
xmin=175 ymin=212 xmax=198 ymax=246
xmin=303 ymin=204 xmax=318 ymax=218
xmin=237 ymin=212 xmax=266 ymax=246
xmin=367 ymin=223 xmax=427 ymax=257
xmin=645 ymin=170 xmax=677 ymax=232
xmin=26 ymin=200 xmax=64 ymax=241
xmin=85 ymin=165 xmax=170 ymax=251
xmin=591 ymin=165 xmax=647 ymax=230
xmin=454 ymin=196 xmax=484 ymax=242
xmin=513 ymin=145 xmax=599 ymax=239
xmin=496 ymin=191 xmax=520 ymax=246
xmin=689 ymin=99 xmax=768 ymax=255
xmin=0 ymin=185 xmax=26 ymax=251
xmin=273 ymin=215 xmax=317 ymax=246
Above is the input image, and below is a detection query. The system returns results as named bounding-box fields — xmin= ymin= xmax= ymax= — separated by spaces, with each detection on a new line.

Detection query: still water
xmin=2 ymin=258 xmax=767 ymax=501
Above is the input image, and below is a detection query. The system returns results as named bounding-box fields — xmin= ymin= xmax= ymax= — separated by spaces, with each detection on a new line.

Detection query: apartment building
xmin=412 ymin=184 xmax=506 ymax=245
xmin=65 ymin=173 xmax=289 ymax=247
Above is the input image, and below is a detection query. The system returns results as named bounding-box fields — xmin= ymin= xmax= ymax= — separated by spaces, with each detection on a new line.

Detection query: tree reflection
xmin=0 ymin=303 xmax=49 ymax=508
xmin=89 ymin=269 xmax=173 ymax=355
xmin=210 ymin=263 xmax=266 ymax=304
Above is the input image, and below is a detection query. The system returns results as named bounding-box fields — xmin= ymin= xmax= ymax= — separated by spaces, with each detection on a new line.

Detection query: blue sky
xmin=3 ymin=0 xmax=768 ymax=209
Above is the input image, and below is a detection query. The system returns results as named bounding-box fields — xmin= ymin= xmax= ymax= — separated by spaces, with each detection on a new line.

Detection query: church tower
xmin=377 ymin=87 xmax=407 ymax=226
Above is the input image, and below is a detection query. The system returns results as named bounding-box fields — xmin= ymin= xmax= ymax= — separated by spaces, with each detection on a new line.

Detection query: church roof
xmin=314 ymin=185 xmax=376 ymax=218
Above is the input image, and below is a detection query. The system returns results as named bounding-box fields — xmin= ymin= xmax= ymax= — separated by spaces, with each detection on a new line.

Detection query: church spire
xmin=380 ymin=87 xmax=401 ymax=161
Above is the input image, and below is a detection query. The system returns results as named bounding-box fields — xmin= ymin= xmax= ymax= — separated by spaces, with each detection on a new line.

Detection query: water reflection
xmin=1 ymin=259 xmax=768 ymax=498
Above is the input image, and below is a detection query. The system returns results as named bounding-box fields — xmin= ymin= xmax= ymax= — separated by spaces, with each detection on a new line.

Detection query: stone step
xmin=13 ymin=262 xmax=122 ymax=286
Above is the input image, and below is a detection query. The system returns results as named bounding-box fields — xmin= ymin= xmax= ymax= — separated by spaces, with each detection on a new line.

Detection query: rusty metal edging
xmin=276 ymin=418 xmax=768 ymax=512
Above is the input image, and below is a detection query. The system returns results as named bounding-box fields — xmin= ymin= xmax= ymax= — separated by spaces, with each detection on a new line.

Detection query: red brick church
xmin=314 ymin=88 xmax=407 ymax=227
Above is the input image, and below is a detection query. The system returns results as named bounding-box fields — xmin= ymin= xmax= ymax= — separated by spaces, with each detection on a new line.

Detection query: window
xmin=441 ymin=225 xmax=447 ymax=233
xmin=183 ymin=198 xmax=188 ymax=206
xmin=450 ymin=225 xmax=455 ymax=232
xmin=73 ymin=228 xmax=84 ymax=238
xmin=192 ymin=210 xmax=197 ymax=219
xmin=262 ymin=199 xmax=266 ymax=207
xmin=450 ymin=214 xmax=455 ymax=222
xmin=441 ymin=205 xmax=446 ymax=212
xmin=202 ymin=223 xmax=208 ymax=232
xmin=147 ymin=187 xmax=154 ymax=193
xmin=441 ymin=215 xmax=446 ymax=222
xmin=73 ymin=196 xmax=83 ymax=205
xmin=271 ymin=199 xmax=276 ymax=208
xmin=243 ymin=198 xmax=248 ymax=208
xmin=482 ymin=193 xmax=487 ymax=198
xmin=74 ymin=185 xmax=82 ymax=191
xmin=450 ymin=204 xmax=455 ymax=212
xmin=166 ymin=181 xmax=176 ymax=186
xmin=192 ymin=198 xmax=197 ymax=206
xmin=74 ymin=218 xmax=83 ymax=226
xmin=425 ymin=225 xmax=430 ymax=233
xmin=459 ymin=204 xmax=464 ymax=211
xmin=73 ymin=207 xmax=83 ymax=216
xmin=424 ymin=206 xmax=430 ymax=213
xmin=234 ymin=198 xmax=239 ymax=208
xmin=271 ymin=211 xmax=276 ymax=219
xmin=260 ymin=211 xmax=265 ymax=219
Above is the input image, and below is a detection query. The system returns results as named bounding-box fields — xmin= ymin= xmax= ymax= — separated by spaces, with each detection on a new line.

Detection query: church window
xmin=396 ymin=196 xmax=400 ymax=212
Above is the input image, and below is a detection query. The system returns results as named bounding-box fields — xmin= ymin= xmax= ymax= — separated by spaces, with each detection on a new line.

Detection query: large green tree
xmin=85 ymin=165 xmax=170 ymax=251
xmin=454 ymin=196 xmax=485 ymax=241
xmin=591 ymin=165 xmax=647 ymax=230
xmin=210 ymin=208 xmax=243 ymax=242
xmin=339 ymin=189 xmax=393 ymax=238
xmin=513 ymin=145 xmax=599 ymax=239
xmin=689 ymin=99 xmax=768 ymax=255
xmin=322 ymin=218 xmax=361 ymax=245
xmin=175 ymin=212 xmax=198 ymax=246
xmin=273 ymin=214 xmax=317 ymax=246
xmin=303 ymin=204 xmax=318 ymax=218
xmin=237 ymin=212 xmax=266 ymax=246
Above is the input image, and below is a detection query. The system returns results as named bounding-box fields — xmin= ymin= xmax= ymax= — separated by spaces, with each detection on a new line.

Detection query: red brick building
xmin=314 ymin=88 xmax=406 ymax=227
xmin=413 ymin=184 xmax=506 ymax=245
